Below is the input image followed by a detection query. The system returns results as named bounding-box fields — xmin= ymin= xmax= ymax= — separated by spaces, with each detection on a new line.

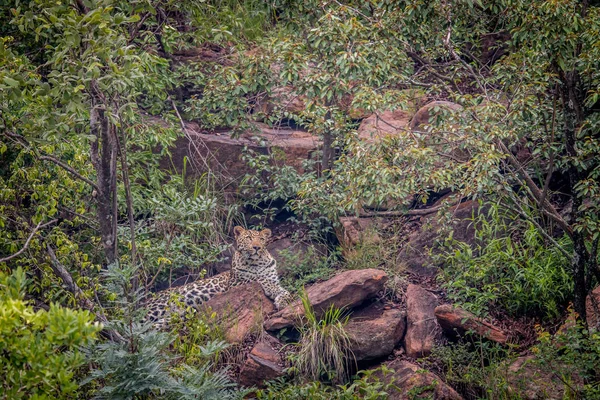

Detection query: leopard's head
xmin=233 ymin=226 xmax=271 ymax=256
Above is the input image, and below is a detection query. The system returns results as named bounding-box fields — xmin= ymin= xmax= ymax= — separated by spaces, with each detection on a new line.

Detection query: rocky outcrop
xmin=405 ymin=284 xmax=441 ymax=358
xmin=435 ymin=304 xmax=508 ymax=344
xmin=409 ymin=101 xmax=463 ymax=132
xmin=264 ymin=269 xmax=388 ymax=331
xmin=203 ymin=282 xmax=275 ymax=343
xmin=167 ymin=121 xmax=318 ymax=190
xmin=357 ymin=109 xmax=412 ymax=141
xmin=586 ymin=285 xmax=600 ymax=331
xmin=345 ymin=303 xmax=405 ymax=362
xmin=238 ymin=339 xmax=285 ymax=387
xmin=373 ymin=359 xmax=463 ymax=400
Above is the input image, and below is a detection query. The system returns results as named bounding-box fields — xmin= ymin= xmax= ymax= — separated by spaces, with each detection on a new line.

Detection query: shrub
xmin=292 ymin=291 xmax=353 ymax=384
xmin=277 ymin=245 xmax=338 ymax=293
xmin=424 ymin=341 xmax=515 ymax=399
xmin=532 ymin=315 xmax=600 ymax=398
xmin=0 ymin=267 xmax=100 ymax=399
xmin=438 ymin=206 xmax=573 ymax=319
xmin=256 ymin=367 xmax=394 ymax=400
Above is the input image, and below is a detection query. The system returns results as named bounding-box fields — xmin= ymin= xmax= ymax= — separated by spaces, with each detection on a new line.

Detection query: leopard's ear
xmin=233 ymin=226 xmax=245 ymax=238
xmin=261 ymin=228 xmax=272 ymax=240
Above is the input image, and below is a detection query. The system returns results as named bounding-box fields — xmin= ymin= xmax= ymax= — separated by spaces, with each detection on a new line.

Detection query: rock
xmin=373 ymin=359 xmax=463 ymax=400
xmin=409 ymin=101 xmax=463 ymax=132
xmin=586 ymin=285 xmax=600 ymax=331
xmin=336 ymin=217 xmax=381 ymax=249
xmin=357 ymin=109 xmax=412 ymax=141
xmin=506 ymin=355 xmax=582 ymax=400
xmin=397 ymin=198 xmax=481 ymax=276
xmin=238 ymin=338 xmax=285 ymax=387
xmin=345 ymin=303 xmax=406 ymax=362
xmin=203 ymin=282 xmax=275 ymax=343
xmin=264 ymin=269 xmax=388 ymax=331
xmin=405 ymin=284 xmax=441 ymax=358
xmin=253 ymin=86 xmax=306 ymax=117
xmin=435 ymin=304 xmax=508 ymax=344
xmin=165 ymin=120 xmax=318 ymax=191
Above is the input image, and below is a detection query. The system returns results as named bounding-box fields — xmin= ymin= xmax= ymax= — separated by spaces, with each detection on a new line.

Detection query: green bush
xmin=256 ymin=367 xmax=394 ymax=400
xmin=532 ymin=317 xmax=600 ymax=398
xmin=438 ymin=207 xmax=573 ymax=319
xmin=0 ymin=267 xmax=100 ymax=399
xmin=277 ymin=245 xmax=337 ymax=294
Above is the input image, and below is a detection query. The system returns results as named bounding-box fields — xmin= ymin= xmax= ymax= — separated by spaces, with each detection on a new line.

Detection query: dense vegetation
xmin=1 ymin=0 xmax=600 ymax=398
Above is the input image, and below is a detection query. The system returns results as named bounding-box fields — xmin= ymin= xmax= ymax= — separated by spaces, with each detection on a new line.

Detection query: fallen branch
xmin=359 ymin=202 xmax=457 ymax=218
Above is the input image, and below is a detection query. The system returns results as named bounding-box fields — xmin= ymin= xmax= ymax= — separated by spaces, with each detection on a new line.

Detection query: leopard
xmin=144 ymin=226 xmax=293 ymax=328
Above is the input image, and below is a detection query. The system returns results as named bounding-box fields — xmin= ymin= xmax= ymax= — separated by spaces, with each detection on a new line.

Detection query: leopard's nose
xmin=253 ymin=246 xmax=260 ymax=251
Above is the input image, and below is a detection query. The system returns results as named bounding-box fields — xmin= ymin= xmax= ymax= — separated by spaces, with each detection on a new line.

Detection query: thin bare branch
xmin=0 ymin=220 xmax=57 ymax=263
xmin=39 ymin=155 xmax=100 ymax=192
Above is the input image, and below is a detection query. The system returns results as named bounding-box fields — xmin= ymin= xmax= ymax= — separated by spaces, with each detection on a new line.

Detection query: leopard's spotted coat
xmin=144 ymin=226 xmax=292 ymax=327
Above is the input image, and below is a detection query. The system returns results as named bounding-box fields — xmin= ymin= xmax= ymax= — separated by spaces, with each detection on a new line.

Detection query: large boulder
xmin=586 ymin=285 xmax=600 ymax=331
xmin=166 ymin=120 xmax=318 ymax=190
xmin=405 ymin=284 xmax=441 ymax=358
xmin=357 ymin=109 xmax=412 ymax=141
xmin=345 ymin=303 xmax=406 ymax=362
xmin=238 ymin=338 xmax=285 ymax=387
xmin=373 ymin=359 xmax=463 ymax=400
xmin=435 ymin=304 xmax=508 ymax=344
xmin=203 ymin=282 xmax=275 ymax=343
xmin=264 ymin=269 xmax=388 ymax=331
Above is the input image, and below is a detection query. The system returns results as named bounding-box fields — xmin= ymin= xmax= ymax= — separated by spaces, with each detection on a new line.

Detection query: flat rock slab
xmin=203 ymin=282 xmax=275 ymax=343
xmin=435 ymin=304 xmax=508 ymax=344
xmin=238 ymin=338 xmax=284 ymax=387
xmin=264 ymin=269 xmax=388 ymax=331
xmin=346 ymin=303 xmax=406 ymax=362
xmin=404 ymin=284 xmax=441 ymax=358
xmin=373 ymin=359 xmax=463 ymax=400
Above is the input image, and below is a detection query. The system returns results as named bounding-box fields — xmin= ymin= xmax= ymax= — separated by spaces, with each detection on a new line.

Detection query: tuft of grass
xmin=293 ymin=290 xmax=354 ymax=384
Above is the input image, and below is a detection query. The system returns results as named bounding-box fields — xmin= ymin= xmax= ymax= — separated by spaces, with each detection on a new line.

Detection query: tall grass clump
xmin=294 ymin=290 xmax=354 ymax=384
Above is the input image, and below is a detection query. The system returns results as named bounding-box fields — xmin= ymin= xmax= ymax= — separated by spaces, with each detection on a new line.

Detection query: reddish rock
xmin=405 ymin=284 xmax=441 ymax=358
xmin=203 ymin=282 xmax=275 ymax=343
xmin=357 ymin=109 xmax=412 ymax=141
xmin=373 ymin=359 xmax=463 ymax=400
xmin=435 ymin=304 xmax=508 ymax=344
xmin=409 ymin=101 xmax=463 ymax=132
xmin=506 ymin=355 xmax=582 ymax=400
xmin=238 ymin=339 xmax=284 ymax=387
xmin=586 ymin=285 xmax=600 ymax=332
xmin=346 ymin=303 xmax=406 ymax=361
xmin=254 ymin=86 xmax=306 ymax=117
xmin=166 ymin=120 xmax=318 ymax=190
xmin=264 ymin=269 xmax=388 ymax=331
xmin=336 ymin=217 xmax=381 ymax=249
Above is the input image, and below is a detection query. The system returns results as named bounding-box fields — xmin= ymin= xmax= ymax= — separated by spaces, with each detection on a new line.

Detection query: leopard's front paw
xmin=274 ymin=292 xmax=294 ymax=310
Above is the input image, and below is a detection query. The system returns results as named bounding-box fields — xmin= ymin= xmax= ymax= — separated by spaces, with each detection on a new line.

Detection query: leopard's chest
xmin=231 ymin=251 xmax=275 ymax=282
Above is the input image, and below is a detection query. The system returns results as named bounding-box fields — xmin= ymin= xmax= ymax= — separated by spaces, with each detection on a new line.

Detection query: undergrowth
xmin=437 ymin=205 xmax=573 ymax=319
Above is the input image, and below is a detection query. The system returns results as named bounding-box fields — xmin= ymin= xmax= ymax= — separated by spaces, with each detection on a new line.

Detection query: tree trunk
xmin=89 ymin=84 xmax=118 ymax=266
